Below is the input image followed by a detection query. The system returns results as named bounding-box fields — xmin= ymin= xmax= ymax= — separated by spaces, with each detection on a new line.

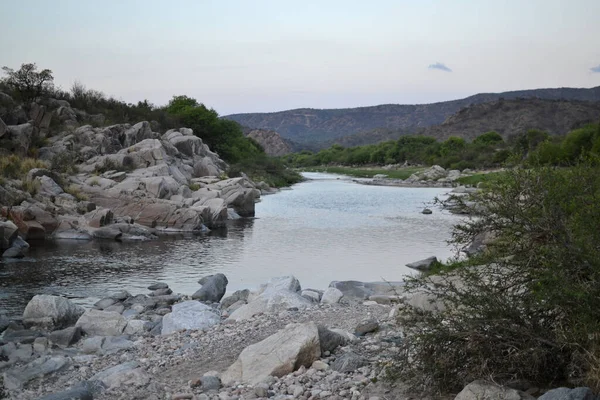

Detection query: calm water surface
xmin=0 ymin=173 xmax=460 ymax=317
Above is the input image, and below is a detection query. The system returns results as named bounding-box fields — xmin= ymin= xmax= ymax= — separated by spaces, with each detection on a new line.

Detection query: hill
xmin=224 ymin=86 xmax=600 ymax=146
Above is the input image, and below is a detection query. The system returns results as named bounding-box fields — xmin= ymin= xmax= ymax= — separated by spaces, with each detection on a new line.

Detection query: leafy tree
xmin=391 ymin=164 xmax=600 ymax=393
xmin=473 ymin=131 xmax=503 ymax=146
xmin=1 ymin=63 xmax=54 ymax=103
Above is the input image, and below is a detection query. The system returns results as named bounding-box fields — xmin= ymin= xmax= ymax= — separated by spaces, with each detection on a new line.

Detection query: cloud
xmin=591 ymin=64 xmax=600 ymax=73
xmin=428 ymin=62 xmax=452 ymax=72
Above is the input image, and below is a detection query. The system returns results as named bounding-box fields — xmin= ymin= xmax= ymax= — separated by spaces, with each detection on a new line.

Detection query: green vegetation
xmin=301 ymin=166 xmax=423 ymax=180
xmin=454 ymin=171 xmax=505 ymax=186
xmin=1 ymin=63 xmax=54 ymax=104
xmin=392 ymin=162 xmax=600 ymax=393
xmin=65 ymin=185 xmax=88 ymax=201
xmin=283 ymin=133 xmax=512 ymax=171
xmin=229 ymin=155 xmax=303 ymax=188
xmin=0 ymin=155 xmax=47 ymax=180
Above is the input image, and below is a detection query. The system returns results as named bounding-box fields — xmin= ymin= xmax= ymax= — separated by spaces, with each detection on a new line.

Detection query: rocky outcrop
xmin=246 ymin=128 xmax=293 ymax=156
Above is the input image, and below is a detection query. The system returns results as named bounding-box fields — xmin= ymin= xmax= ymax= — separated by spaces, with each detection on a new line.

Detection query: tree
xmin=473 ymin=131 xmax=503 ymax=146
xmin=391 ymin=164 xmax=600 ymax=393
xmin=1 ymin=63 xmax=54 ymax=103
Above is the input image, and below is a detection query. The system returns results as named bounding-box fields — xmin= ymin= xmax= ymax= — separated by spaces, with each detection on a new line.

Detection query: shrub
xmin=392 ymin=164 xmax=600 ymax=393
xmin=0 ymin=155 xmax=48 ymax=180
xmin=1 ymin=63 xmax=54 ymax=103
xmin=50 ymin=152 xmax=79 ymax=175
xmin=188 ymin=183 xmax=200 ymax=191
xmin=65 ymin=185 xmax=88 ymax=201
xmin=21 ymin=178 xmax=40 ymax=196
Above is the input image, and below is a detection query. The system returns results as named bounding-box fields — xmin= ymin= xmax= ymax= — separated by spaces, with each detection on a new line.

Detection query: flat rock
xmin=161 ymin=301 xmax=220 ymax=335
xmin=330 ymin=352 xmax=367 ymax=373
xmin=455 ymin=380 xmax=535 ymax=400
xmin=48 ymin=326 xmax=82 ymax=347
xmin=75 ymin=309 xmax=127 ymax=336
xmin=406 ymin=256 xmax=438 ymax=272
xmin=3 ymin=355 xmax=70 ymax=389
xmin=222 ymin=322 xmax=320 ymax=385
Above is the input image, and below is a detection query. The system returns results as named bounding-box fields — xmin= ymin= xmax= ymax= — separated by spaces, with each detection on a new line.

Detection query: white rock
xmin=321 ymin=287 xmax=344 ymax=304
xmin=161 ymin=301 xmax=220 ymax=335
xmin=76 ymin=309 xmax=127 ymax=336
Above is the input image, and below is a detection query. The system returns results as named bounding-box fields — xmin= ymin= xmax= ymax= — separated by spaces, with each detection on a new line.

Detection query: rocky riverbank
xmin=0 ymin=92 xmax=279 ymax=258
xmin=355 ymin=165 xmax=475 ymax=188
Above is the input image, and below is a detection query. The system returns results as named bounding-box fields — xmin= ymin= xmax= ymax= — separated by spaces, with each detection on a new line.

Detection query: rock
xmin=124 ymin=319 xmax=151 ymax=335
xmin=354 ymin=319 xmax=379 ymax=336
xmin=421 ymin=208 xmax=433 ymax=214
xmin=81 ymin=336 xmax=105 ymax=354
xmin=100 ymin=335 xmax=135 ymax=354
xmin=22 ymin=295 xmax=85 ymax=330
xmin=321 ymin=287 xmax=344 ymax=304
xmin=92 ymin=227 xmax=122 ymax=240
xmin=161 ymin=301 xmax=221 ymax=335
xmin=7 ymin=122 xmax=34 ymax=155
xmin=311 ymin=360 xmax=329 ymax=370
xmin=329 ymin=280 xmax=405 ymax=300
xmin=222 ymin=322 xmax=320 ymax=385
xmin=193 ymin=273 xmax=229 ymax=303
xmin=420 ymin=165 xmax=447 ymax=181
xmin=36 ymin=381 xmax=98 ymax=400
xmin=317 ymin=325 xmax=348 ymax=353
xmin=538 ymin=387 xmax=597 ymax=400
xmin=37 ymin=175 xmax=65 ymax=197
xmin=104 ymin=303 xmax=125 ymax=314
xmin=221 ymin=289 xmax=250 ymax=309
xmin=200 ymin=375 xmax=222 ymax=391
xmin=109 ymin=290 xmax=131 ymax=301
xmin=33 ymin=337 xmax=49 ymax=352
xmin=455 ymin=380 xmax=535 ymax=400
xmin=91 ymin=361 xmax=150 ymax=389
xmin=228 ymin=289 xmax=313 ymax=321
xmin=2 ymin=236 xmax=30 ymax=258
xmin=0 ymin=116 xmax=7 ymax=138
xmin=149 ymin=287 xmax=172 ymax=296
xmin=405 ymin=256 xmax=438 ymax=272
xmin=3 ymin=355 xmax=70 ymax=389
xmin=330 ymin=352 xmax=367 ymax=373
xmin=75 ymin=309 xmax=127 ymax=336
xmin=0 ymin=314 xmax=10 ymax=333
xmin=93 ymin=297 xmax=118 ymax=310
xmin=301 ymin=289 xmax=321 ymax=303
xmin=2 ymin=328 xmax=42 ymax=344
xmin=48 ymin=326 xmax=82 ymax=347
xmin=148 ymin=282 xmax=169 ymax=290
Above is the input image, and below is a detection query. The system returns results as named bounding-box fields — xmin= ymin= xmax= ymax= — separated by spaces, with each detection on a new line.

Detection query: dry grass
xmin=65 ymin=185 xmax=88 ymax=201
xmin=0 ymin=155 xmax=48 ymax=180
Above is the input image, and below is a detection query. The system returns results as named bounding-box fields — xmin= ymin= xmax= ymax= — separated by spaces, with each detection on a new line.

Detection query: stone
xmin=2 ymin=236 xmax=30 ymax=258
xmin=148 ymin=282 xmax=169 ymax=290
xmin=75 ymin=309 xmax=127 ymax=336
xmin=149 ymin=287 xmax=172 ymax=296
xmin=91 ymin=361 xmax=150 ymax=389
xmin=538 ymin=387 xmax=596 ymax=400
xmin=37 ymin=175 xmax=64 ymax=197
xmin=2 ymin=328 xmax=42 ymax=344
xmin=193 ymin=273 xmax=229 ymax=303
xmin=33 ymin=336 xmax=48 ymax=353
xmin=22 ymin=294 xmax=85 ymax=330
xmin=406 ymin=256 xmax=438 ymax=272
xmin=3 ymin=355 xmax=70 ymax=389
xmin=104 ymin=303 xmax=125 ymax=314
xmin=124 ymin=319 xmax=151 ymax=335
xmin=161 ymin=301 xmax=221 ymax=335
xmin=330 ymin=352 xmax=367 ymax=373
xmin=109 ymin=290 xmax=131 ymax=301
xmin=200 ymin=375 xmax=222 ymax=391
xmin=93 ymin=297 xmax=118 ymax=310
xmin=354 ymin=319 xmax=379 ymax=336
xmin=228 ymin=289 xmax=313 ymax=321
xmin=48 ymin=326 xmax=82 ymax=347
xmin=221 ymin=289 xmax=250 ymax=309
xmin=455 ymin=381 xmax=535 ymax=400
xmin=318 ymin=325 xmax=348 ymax=353
xmin=321 ymin=287 xmax=344 ymax=304
xmin=221 ymin=322 xmax=320 ymax=385
xmin=422 ymin=208 xmax=433 ymax=214
xmin=100 ymin=335 xmax=134 ymax=354
xmin=301 ymin=289 xmax=322 ymax=303
xmin=312 ymin=360 xmax=329 ymax=370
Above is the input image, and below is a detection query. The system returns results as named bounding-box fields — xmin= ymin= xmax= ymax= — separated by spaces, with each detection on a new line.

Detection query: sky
xmin=1 ymin=0 xmax=600 ymax=115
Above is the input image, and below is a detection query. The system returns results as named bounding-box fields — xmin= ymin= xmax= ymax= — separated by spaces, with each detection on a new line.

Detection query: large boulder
xmin=7 ymin=122 xmax=34 ymax=156
xmin=161 ymin=301 xmax=221 ymax=335
xmin=228 ymin=289 xmax=313 ymax=321
xmin=192 ymin=273 xmax=228 ymax=303
xmin=75 ymin=309 xmax=127 ymax=336
xmin=22 ymin=295 xmax=85 ymax=330
xmin=221 ymin=322 xmax=320 ymax=385
xmin=2 ymin=235 xmax=29 ymax=258
xmin=454 ymin=380 xmax=535 ymax=400
xmin=538 ymin=387 xmax=597 ymax=400
xmin=2 ymin=356 xmax=70 ymax=390
xmin=36 ymin=175 xmax=65 ymax=197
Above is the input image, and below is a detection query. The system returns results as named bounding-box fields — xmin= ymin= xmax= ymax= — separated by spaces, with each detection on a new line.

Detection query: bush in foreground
xmin=391 ymin=163 xmax=600 ymax=393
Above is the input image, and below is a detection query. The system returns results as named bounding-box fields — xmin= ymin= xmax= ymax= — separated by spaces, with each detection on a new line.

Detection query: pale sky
xmin=2 ymin=0 xmax=600 ymax=115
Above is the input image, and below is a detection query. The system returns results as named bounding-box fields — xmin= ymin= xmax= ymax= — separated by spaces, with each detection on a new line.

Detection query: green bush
xmin=391 ymin=164 xmax=600 ymax=393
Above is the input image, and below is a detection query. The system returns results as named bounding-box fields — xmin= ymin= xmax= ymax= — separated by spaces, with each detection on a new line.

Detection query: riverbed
xmin=0 ymin=172 xmax=460 ymax=317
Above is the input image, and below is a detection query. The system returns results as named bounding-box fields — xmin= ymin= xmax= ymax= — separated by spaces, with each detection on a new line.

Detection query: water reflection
xmin=0 ymin=174 xmax=459 ymax=318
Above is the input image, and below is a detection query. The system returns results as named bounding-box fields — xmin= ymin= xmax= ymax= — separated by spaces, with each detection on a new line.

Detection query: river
xmin=0 ymin=172 xmax=460 ymax=318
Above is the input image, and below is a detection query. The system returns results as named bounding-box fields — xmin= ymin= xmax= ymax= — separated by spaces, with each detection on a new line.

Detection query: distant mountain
xmin=224 ymin=86 xmax=600 ymax=146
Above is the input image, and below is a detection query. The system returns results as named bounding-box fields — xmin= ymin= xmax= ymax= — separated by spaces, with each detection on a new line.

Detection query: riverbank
xmin=0 ymin=274 xmax=410 ymax=400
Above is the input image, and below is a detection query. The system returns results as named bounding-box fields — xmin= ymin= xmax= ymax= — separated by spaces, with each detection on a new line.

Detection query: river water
xmin=0 ymin=172 xmax=460 ymax=318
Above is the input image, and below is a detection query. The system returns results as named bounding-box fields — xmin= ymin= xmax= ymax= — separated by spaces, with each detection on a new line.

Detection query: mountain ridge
xmin=224 ymin=86 xmax=600 ymax=146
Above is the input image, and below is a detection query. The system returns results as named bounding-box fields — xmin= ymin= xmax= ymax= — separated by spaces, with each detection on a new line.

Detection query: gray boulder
xmin=354 ymin=319 xmax=379 ymax=336
xmin=90 ymin=361 xmax=150 ymax=389
xmin=221 ymin=289 xmax=250 ymax=309
xmin=330 ymin=352 xmax=368 ymax=373
xmin=3 ymin=355 xmax=70 ymax=389
xmin=538 ymin=387 xmax=597 ymax=400
xmin=221 ymin=322 xmax=320 ymax=385
xmin=321 ymin=287 xmax=343 ymax=304
xmin=455 ymin=380 xmax=535 ymax=400
xmin=317 ymin=325 xmax=347 ymax=353
xmin=161 ymin=301 xmax=220 ymax=335
xmin=48 ymin=327 xmax=82 ymax=347
xmin=22 ymin=295 xmax=85 ymax=330
xmin=75 ymin=309 xmax=127 ymax=336
xmin=192 ymin=273 xmax=228 ymax=303
xmin=406 ymin=256 xmax=438 ymax=272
